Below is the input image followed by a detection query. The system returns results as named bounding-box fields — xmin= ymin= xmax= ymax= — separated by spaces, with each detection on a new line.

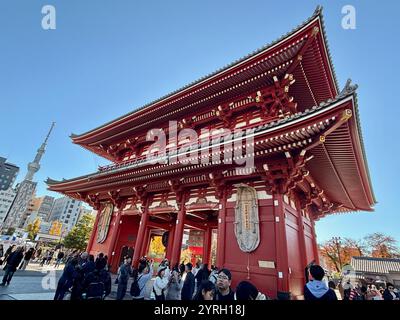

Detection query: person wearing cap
xmin=153 ymin=266 xmax=169 ymax=300
xmin=214 ymin=268 xmax=235 ymax=301
xmin=304 ymin=264 xmax=337 ymax=300
xmin=181 ymin=262 xmax=195 ymax=300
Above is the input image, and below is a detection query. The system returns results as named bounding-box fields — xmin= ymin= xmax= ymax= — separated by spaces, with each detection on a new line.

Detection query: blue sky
xmin=0 ymin=0 xmax=399 ymax=243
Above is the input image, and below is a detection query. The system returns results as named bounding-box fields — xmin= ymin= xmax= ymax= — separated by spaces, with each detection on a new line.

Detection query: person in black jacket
xmin=82 ymin=260 xmax=112 ymax=300
xmin=181 ymin=263 xmax=195 ymax=300
xmin=19 ymin=247 xmax=35 ymax=270
xmin=54 ymin=258 xmax=79 ymax=300
xmin=382 ymin=283 xmax=399 ymax=300
xmin=0 ymin=246 xmax=24 ymax=286
xmin=214 ymin=268 xmax=235 ymax=301
xmin=304 ymin=264 xmax=337 ymax=301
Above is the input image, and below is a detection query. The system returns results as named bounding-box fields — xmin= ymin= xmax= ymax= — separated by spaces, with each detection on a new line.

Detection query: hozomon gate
xmin=47 ymin=7 xmax=375 ymax=299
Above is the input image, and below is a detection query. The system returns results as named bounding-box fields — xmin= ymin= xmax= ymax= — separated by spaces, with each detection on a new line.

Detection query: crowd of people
xmin=114 ymin=256 xmax=268 ymax=301
xmin=0 ymin=243 xmax=78 ymax=287
xmin=54 ymin=252 xmax=111 ymax=300
xmin=2 ymin=243 xmax=399 ymax=301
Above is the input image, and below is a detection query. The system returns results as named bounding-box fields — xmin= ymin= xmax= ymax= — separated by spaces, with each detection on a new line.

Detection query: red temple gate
xmin=47 ymin=7 xmax=375 ymax=299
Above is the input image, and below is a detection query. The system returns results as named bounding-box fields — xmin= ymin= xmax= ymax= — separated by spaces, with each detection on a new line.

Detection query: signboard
xmin=96 ymin=203 xmax=114 ymax=244
xmin=234 ymin=184 xmax=260 ymax=252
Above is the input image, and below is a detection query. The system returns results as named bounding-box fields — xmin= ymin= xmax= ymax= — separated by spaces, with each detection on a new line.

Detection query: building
xmin=0 ymin=187 xmax=17 ymax=225
xmin=79 ymin=207 xmax=96 ymax=221
xmin=350 ymin=257 xmax=400 ymax=288
xmin=19 ymin=197 xmax=36 ymax=228
xmin=31 ymin=195 xmax=55 ymax=221
xmin=47 ymin=7 xmax=375 ymax=299
xmin=49 ymin=196 xmax=82 ymax=232
xmin=0 ymin=157 xmax=19 ymax=191
xmin=2 ymin=123 xmax=55 ymax=231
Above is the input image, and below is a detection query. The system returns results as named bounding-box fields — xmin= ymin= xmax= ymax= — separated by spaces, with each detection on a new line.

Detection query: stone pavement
xmin=0 ymin=262 xmax=63 ymax=300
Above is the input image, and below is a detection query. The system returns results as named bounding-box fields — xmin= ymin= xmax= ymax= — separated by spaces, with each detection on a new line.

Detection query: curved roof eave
xmin=71 ymin=6 xmax=339 ymax=144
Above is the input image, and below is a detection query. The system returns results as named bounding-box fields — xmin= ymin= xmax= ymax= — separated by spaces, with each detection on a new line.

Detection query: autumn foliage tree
xmin=319 ymin=232 xmax=399 ymax=272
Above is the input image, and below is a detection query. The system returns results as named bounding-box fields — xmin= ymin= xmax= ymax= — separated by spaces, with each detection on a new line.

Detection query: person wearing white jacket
xmin=153 ymin=266 xmax=169 ymax=300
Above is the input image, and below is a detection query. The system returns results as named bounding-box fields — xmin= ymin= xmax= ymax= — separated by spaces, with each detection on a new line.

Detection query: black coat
xmin=181 ymin=272 xmax=195 ymax=300
xmin=6 ymin=251 xmax=24 ymax=272
xmin=382 ymin=289 xmax=396 ymax=301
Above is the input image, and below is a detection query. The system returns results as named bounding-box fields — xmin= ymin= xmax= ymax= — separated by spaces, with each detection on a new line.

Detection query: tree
xmin=26 ymin=218 xmax=41 ymax=240
xmin=319 ymin=237 xmax=363 ymax=272
xmin=343 ymin=237 xmax=367 ymax=257
xmin=148 ymin=235 xmax=165 ymax=258
xmin=364 ymin=232 xmax=400 ymax=258
xmin=63 ymin=214 xmax=95 ymax=251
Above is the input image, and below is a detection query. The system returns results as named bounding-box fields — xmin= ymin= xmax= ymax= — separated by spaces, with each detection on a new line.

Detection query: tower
xmin=1 ymin=123 xmax=55 ymax=231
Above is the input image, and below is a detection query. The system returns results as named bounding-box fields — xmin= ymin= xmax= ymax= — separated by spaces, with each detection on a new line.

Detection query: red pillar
xmin=202 ymin=227 xmax=212 ymax=266
xmin=86 ymin=209 xmax=101 ymax=253
xmin=166 ymin=225 xmax=175 ymax=262
xmin=295 ymin=198 xmax=308 ymax=277
xmin=216 ymin=191 xmax=227 ymax=268
xmin=274 ymin=193 xmax=290 ymax=295
xmin=132 ymin=204 xmax=149 ymax=267
xmin=107 ymin=210 xmax=122 ymax=269
xmin=310 ymin=218 xmax=320 ymax=265
xmin=142 ymin=227 xmax=152 ymax=258
xmin=170 ymin=204 xmax=185 ymax=267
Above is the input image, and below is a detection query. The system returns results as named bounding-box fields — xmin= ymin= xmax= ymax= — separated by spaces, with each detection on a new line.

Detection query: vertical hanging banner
xmin=97 ymin=203 xmax=114 ymax=243
xmin=234 ymin=184 xmax=260 ymax=252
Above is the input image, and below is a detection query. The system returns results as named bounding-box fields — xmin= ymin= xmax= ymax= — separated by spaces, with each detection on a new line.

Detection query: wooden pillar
xmin=132 ymin=203 xmax=149 ymax=267
xmin=216 ymin=191 xmax=227 ymax=268
xmin=142 ymin=227 xmax=152 ymax=258
xmin=86 ymin=208 xmax=101 ymax=253
xmin=310 ymin=218 xmax=320 ymax=265
xmin=295 ymin=198 xmax=308 ymax=279
xmin=202 ymin=227 xmax=212 ymax=266
xmin=170 ymin=204 xmax=186 ymax=267
xmin=166 ymin=225 xmax=175 ymax=262
xmin=107 ymin=209 xmax=122 ymax=268
xmin=273 ymin=193 xmax=290 ymax=295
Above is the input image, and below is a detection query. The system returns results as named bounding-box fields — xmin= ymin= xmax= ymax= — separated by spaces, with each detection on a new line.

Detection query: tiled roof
xmin=71 ymin=6 xmax=339 ymax=140
xmin=351 ymin=256 xmax=400 ymax=274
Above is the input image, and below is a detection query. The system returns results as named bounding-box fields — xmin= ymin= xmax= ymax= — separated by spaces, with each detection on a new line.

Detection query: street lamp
xmin=332 ymin=236 xmax=342 ymax=271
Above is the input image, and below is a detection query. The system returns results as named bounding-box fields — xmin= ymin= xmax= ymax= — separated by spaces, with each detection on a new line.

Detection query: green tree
xmin=63 ymin=214 xmax=95 ymax=251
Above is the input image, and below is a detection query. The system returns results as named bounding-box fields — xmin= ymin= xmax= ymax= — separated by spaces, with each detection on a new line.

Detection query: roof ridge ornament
xmin=339 ymin=79 xmax=358 ymax=97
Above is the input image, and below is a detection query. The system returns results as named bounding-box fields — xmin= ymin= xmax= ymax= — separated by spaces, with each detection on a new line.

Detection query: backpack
xmin=130 ymin=275 xmax=144 ymax=297
xmin=86 ymin=281 xmax=105 ymax=300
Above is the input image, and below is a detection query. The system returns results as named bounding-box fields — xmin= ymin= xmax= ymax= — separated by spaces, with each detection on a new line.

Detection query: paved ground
xmin=0 ymin=262 xmax=63 ymax=300
xmin=0 ymin=262 xmax=155 ymax=300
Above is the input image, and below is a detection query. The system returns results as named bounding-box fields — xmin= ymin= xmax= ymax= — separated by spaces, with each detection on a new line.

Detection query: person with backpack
xmin=152 ymin=266 xmax=169 ymax=301
xmin=132 ymin=261 xmax=154 ymax=300
xmin=54 ymin=258 xmax=79 ymax=300
xmin=116 ymin=256 xmax=132 ymax=300
xmin=82 ymin=259 xmax=111 ymax=300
